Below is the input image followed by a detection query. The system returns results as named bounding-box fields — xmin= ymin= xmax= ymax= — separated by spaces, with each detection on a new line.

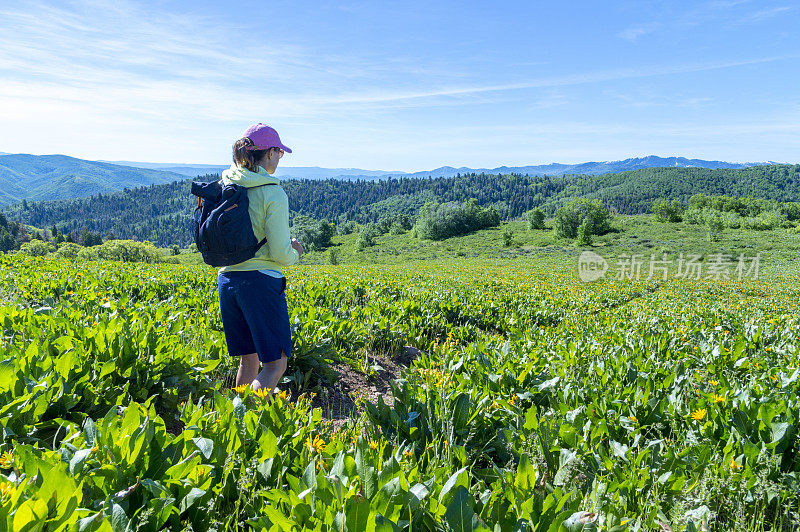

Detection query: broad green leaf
xmin=345 ymin=496 xmax=371 ymax=532
xmin=108 ymin=502 xmax=130 ymax=532
xmin=179 ymin=487 xmax=206 ymax=513
xmin=262 ymin=506 xmax=295 ymax=531
xmin=445 ymin=486 xmax=475 ymax=532
xmin=13 ymin=497 xmax=48 ymax=532
xmin=69 ymin=448 xmax=93 ymax=475
xmin=514 ymin=455 xmax=536 ymax=492
xmin=439 ymin=467 xmax=468 ymax=505
xmin=193 ymin=437 xmax=214 ymax=459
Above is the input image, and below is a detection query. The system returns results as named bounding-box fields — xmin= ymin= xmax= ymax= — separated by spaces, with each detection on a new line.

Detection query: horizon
xmin=1 ymin=1 xmax=799 ymax=170
xmin=0 ymin=151 xmax=791 ymax=175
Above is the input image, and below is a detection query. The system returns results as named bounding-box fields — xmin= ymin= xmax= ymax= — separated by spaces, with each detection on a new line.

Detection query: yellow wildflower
xmin=491 ymin=401 xmax=500 ymax=410
xmin=510 ymin=394 xmax=518 ymax=405
xmin=233 ymin=384 xmax=249 ymax=394
xmin=712 ymin=394 xmax=725 ymax=404
xmin=276 ymin=390 xmax=289 ymax=401
xmin=306 ymin=435 xmax=326 ymax=453
xmin=253 ymin=387 xmax=271 ymax=399
xmin=91 ymin=445 xmax=99 ymax=453
xmin=0 ymin=481 xmax=15 ymax=500
xmin=709 ymin=380 xmax=719 ymax=386
xmin=0 ymin=452 xmax=12 ymax=468
xmin=691 ymin=408 xmax=707 ymax=421
xmin=730 ymin=457 xmax=742 ymax=471
xmin=628 ymin=415 xmax=638 ymax=423
xmin=403 ymin=450 xmax=414 ymax=458
xmin=369 ymin=440 xmax=379 ymax=451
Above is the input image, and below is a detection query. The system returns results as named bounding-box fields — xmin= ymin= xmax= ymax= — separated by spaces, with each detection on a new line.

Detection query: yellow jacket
xmin=217 ymin=165 xmax=299 ymax=274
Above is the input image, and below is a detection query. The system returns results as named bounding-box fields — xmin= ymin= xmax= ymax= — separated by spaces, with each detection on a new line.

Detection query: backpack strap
xmin=248 ymin=183 xmax=275 ymax=252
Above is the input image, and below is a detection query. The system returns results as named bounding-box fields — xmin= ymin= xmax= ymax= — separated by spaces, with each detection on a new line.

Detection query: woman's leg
xmin=236 ymin=353 xmax=260 ymax=387
xmin=252 ymin=352 xmax=288 ymax=392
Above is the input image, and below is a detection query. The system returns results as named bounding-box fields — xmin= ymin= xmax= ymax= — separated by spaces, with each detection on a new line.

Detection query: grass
xmin=311 ymin=215 xmax=800 ymax=263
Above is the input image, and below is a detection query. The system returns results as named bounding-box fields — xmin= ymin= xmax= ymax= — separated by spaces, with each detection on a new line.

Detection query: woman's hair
xmin=232 ymin=137 xmax=269 ymax=172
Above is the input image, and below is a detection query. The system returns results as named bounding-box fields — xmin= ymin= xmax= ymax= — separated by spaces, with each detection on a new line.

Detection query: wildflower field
xmin=0 ymin=252 xmax=799 ymax=531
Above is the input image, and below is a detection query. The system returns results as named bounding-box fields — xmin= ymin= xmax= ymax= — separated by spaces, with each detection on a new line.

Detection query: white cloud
xmin=738 ymin=6 xmax=794 ymax=24
xmin=617 ymin=23 xmax=658 ymax=42
xmin=0 ymin=0 xmax=798 ymax=168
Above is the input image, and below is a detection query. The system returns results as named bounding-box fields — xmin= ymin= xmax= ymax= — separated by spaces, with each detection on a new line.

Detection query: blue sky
xmin=0 ymin=0 xmax=798 ymax=170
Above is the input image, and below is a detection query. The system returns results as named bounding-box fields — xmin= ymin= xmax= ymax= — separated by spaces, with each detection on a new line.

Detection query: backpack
xmin=190 ymin=179 xmax=272 ymax=267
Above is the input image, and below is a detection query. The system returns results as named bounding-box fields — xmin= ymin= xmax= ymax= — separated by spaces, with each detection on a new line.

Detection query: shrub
xmin=291 ymin=215 xmax=335 ymax=251
xmin=526 ymin=208 xmax=545 ymax=230
xmin=553 ymin=199 xmax=611 ymax=239
xmin=742 ymin=210 xmax=787 ymax=231
xmin=77 ymin=239 xmax=166 ymax=263
xmin=414 ymin=199 xmax=500 ymax=240
xmin=337 ymin=220 xmax=357 ymax=235
xmin=357 ymin=223 xmax=379 ymax=250
xmin=576 ymin=219 xmax=593 ymax=246
xmin=783 ymin=202 xmax=800 ymax=222
xmin=328 ymin=248 xmax=339 ymax=265
xmin=706 ymin=211 xmax=725 ymax=241
xmin=501 ymin=227 xmax=514 ymax=247
xmin=20 ymin=240 xmax=55 ymax=257
xmin=722 ymin=212 xmax=741 ymax=229
xmin=683 ymin=208 xmax=704 ymax=225
xmin=652 ymin=199 xmax=684 ymax=222
xmin=52 ymin=242 xmax=82 ymax=260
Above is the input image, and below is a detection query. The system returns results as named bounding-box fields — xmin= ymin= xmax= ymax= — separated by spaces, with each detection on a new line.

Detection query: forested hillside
xmin=4 ymin=165 xmax=800 ymax=247
xmin=0 ymin=154 xmax=185 ymax=206
xmin=547 ymin=165 xmax=800 ymax=213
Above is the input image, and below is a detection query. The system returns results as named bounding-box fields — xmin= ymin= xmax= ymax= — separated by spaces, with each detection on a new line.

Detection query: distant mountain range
xmin=403 ymin=156 xmax=773 ymax=179
xmin=0 ymin=152 xmax=777 ymax=208
xmin=103 ymin=155 xmax=771 ymax=179
xmin=99 ymin=160 xmax=403 ymax=179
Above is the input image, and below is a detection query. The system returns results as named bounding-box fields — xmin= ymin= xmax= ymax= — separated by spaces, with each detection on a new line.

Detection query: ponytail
xmin=232 ymin=137 xmax=268 ymax=172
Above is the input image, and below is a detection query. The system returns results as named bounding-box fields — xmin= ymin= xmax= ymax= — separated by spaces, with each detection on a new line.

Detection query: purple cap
xmin=243 ymin=123 xmax=292 ymax=153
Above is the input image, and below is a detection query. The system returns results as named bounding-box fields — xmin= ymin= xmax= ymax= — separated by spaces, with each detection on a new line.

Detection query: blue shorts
xmin=217 ymin=270 xmax=291 ymax=363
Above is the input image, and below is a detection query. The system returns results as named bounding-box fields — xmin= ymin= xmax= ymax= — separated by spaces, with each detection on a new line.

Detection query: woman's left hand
xmin=291 ymin=238 xmax=304 ymax=257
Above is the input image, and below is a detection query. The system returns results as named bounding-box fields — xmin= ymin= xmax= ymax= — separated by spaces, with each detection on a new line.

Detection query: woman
xmin=217 ymin=123 xmax=303 ymax=394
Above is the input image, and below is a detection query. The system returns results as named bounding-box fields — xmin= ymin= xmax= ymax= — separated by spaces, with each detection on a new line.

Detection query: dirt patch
xmin=156 ymin=403 xmax=186 ymax=436
xmin=311 ymin=346 xmax=424 ymax=427
xmin=167 ymin=346 xmax=426 ymax=432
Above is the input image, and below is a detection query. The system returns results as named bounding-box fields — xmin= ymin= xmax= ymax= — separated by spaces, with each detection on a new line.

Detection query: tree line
xmin=2 ymin=165 xmax=799 ymax=248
